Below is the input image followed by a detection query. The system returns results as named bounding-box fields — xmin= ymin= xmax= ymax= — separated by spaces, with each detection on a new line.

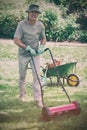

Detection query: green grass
xmin=0 ymin=40 xmax=87 ymax=130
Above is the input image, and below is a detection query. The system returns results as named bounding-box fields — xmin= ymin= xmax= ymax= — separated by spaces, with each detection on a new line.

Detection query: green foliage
xmin=68 ymin=0 xmax=87 ymax=13
xmin=26 ymin=0 xmax=40 ymax=4
xmin=47 ymin=0 xmax=87 ymax=12
xmin=39 ymin=9 xmax=58 ymax=41
xmin=78 ymin=31 xmax=87 ymax=43
xmin=76 ymin=14 xmax=87 ymax=30
xmin=53 ymin=24 xmax=76 ymax=42
xmin=0 ymin=14 xmax=20 ymax=38
xmin=0 ymin=0 xmax=87 ymax=43
xmin=39 ymin=10 xmax=81 ymax=42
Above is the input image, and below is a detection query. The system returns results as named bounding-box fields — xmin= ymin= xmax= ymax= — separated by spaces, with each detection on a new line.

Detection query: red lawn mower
xmin=29 ymin=48 xmax=80 ymax=121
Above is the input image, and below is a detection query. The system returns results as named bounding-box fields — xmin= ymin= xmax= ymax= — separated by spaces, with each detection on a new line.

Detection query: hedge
xmin=0 ymin=9 xmax=87 ymax=43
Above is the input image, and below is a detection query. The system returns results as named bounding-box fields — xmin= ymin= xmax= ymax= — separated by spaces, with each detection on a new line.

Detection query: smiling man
xmin=14 ymin=4 xmax=46 ymax=108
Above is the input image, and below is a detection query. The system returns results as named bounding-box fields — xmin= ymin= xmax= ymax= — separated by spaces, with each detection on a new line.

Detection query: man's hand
xmin=25 ymin=45 xmax=36 ymax=55
xmin=38 ymin=44 xmax=45 ymax=54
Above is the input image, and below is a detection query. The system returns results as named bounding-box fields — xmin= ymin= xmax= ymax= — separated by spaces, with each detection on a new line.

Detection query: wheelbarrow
xmin=42 ymin=57 xmax=80 ymax=87
xmin=28 ymin=48 xmax=80 ymax=121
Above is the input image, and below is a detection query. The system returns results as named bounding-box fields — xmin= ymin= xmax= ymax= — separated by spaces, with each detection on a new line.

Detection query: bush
xmin=0 ymin=13 xmax=20 ymax=38
xmin=53 ymin=24 xmax=76 ymax=42
xmin=39 ymin=9 xmax=58 ymax=41
xmin=76 ymin=14 xmax=87 ymax=30
xmin=0 ymin=3 xmax=87 ymax=43
xmin=39 ymin=10 xmax=79 ymax=42
xmin=78 ymin=31 xmax=87 ymax=43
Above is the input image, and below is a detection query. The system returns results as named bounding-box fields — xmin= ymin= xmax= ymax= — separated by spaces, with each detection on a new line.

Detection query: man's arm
xmin=14 ymin=38 xmax=26 ymax=49
xmin=40 ymin=38 xmax=46 ymax=45
xmin=37 ymin=38 xmax=46 ymax=54
xmin=14 ymin=37 xmax=36 ymax=55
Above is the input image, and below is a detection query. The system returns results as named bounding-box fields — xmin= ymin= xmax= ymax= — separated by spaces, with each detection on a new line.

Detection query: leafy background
xmin=0 ymin=0 xmax=87 ymax=42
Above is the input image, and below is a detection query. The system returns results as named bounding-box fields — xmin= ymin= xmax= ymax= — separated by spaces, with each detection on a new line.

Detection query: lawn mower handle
xmin=28 ymin=50 xmax=44 ymax=105
xmin=44 ymin=48 xmax=72 ymax=103
xmin=43 ymin=48 xmax=80 ymax=121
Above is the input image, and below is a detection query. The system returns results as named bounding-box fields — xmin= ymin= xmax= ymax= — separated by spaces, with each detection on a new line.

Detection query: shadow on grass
xmin=0 ymin=84 xmax=87 ymax=130
xmin=0 ymin=98 xmax=87 ymax=129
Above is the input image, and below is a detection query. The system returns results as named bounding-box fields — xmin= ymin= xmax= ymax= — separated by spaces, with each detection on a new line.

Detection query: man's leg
xmin=30 ymin=55 xmax=43 ymax=107
xmin=18 ymin=55 xmax=30 ymax=100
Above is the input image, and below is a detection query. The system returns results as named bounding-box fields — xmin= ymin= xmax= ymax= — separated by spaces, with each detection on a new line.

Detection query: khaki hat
xmin=26 ymin=4 xmax=41 ymax=14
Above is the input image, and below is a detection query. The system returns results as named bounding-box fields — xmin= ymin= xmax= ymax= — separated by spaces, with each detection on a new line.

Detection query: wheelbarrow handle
xmin=44 ymin=48 xmax=57 ymax=68
xmin=28 ymin=50 xmax=44 ymax=104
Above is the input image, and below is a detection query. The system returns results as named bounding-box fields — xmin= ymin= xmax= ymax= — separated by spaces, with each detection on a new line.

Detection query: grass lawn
xmin=0 ymin=39 xmax=87 ymax=130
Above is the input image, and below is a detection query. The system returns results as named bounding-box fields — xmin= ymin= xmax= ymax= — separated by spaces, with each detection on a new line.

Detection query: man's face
xmin=28 ymin=11 xmax=39 ymax=21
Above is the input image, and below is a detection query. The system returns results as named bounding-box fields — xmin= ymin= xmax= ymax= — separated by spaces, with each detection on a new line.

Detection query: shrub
xmin=78 ymin=31 xmax=87 ymax=43
xmin=39 ymin=10 xmax=79 ymax=42
xmin=0 ymin=13 xmax=20 ymax=38
xmin=39 ymin=9 xmax=58 ymax=41
xmin=76 ymin=14 xmax=87 ymax=30
xmin=53 ymin=24 xmax=76 ymax=42
xmin=0 ymin=2 xmax=87 ymax=43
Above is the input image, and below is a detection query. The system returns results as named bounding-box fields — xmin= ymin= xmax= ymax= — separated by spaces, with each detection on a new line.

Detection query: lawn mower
xmin=29 ymin=48 xmax=80 ymax=121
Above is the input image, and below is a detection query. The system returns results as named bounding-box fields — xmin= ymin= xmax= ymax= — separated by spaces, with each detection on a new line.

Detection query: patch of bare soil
xmin=46 ymin=41 xmax=87 ymax=47
xmin=0 ymin=38 xmax=87 ymax=47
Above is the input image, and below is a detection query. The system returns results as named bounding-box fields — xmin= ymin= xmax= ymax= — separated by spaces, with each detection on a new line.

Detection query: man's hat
xmin=26 ymin=4 xmax=41 ymax=14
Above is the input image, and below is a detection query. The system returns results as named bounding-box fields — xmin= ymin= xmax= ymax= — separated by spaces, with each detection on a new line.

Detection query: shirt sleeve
xmin=14 ymin=22 xmax=23 ymax=39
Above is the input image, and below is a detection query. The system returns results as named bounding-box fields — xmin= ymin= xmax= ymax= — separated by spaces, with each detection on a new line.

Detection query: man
xmin=14 ymin=4 xmax=46 ymax=108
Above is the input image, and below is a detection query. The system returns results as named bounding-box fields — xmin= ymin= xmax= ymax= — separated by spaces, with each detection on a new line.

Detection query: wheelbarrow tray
xmin=43 ymin=62 xmax=77 ymax=78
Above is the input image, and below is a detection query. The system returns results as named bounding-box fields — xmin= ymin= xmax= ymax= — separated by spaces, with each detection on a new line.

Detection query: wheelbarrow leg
xmin=57 ymin=77 xmax=65 ymax=87
xmin=49 ymin=77 xmax=52 ymax=85
xmin=57 ymin=76 xmax=60 ymax=87
xmin=63 ymin=77 xmax=65 ymax=85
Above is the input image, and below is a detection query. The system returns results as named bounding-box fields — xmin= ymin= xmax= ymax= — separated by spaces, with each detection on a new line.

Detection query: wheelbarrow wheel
xmin=67 ymin=74 xmax=79 ymax=87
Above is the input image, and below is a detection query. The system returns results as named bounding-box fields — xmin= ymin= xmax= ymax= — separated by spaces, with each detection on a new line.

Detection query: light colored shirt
xmin=14 ymin=19 xmax=46 ymax=56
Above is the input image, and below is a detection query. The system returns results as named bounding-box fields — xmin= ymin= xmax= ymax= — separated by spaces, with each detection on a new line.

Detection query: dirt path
xmin=46 ymin=41 xmax=87 ymax=47
xmin=0 ymin=39 xmax=87 ymax=47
